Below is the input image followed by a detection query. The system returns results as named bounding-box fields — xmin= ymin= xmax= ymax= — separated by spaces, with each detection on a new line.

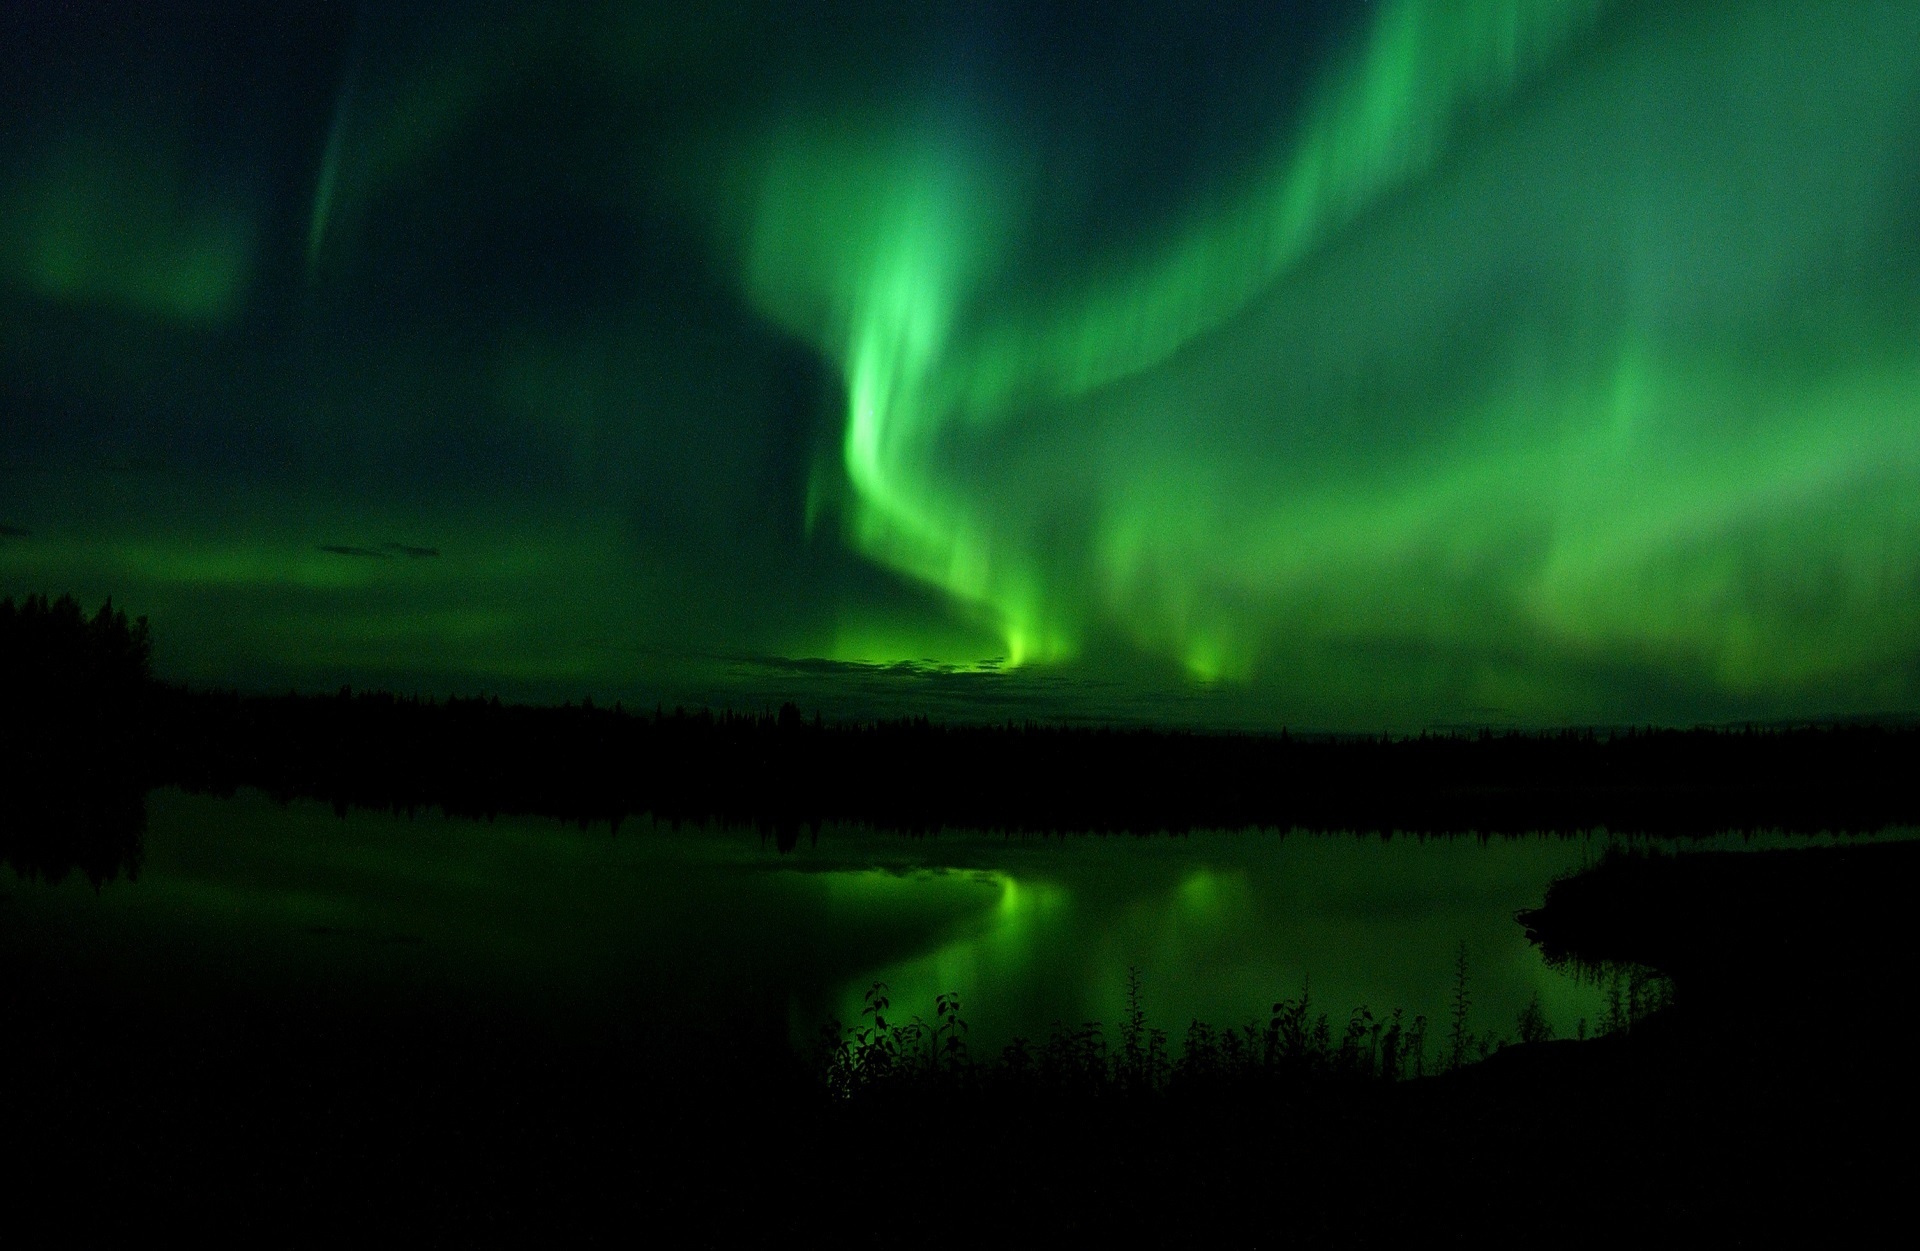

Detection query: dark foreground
xmin=5 ymin=838 xmax=1915 ymax=1247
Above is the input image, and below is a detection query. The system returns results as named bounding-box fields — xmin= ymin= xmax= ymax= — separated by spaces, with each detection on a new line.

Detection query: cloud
xmin=316 ymin=542 xmax=440 ymax=560
xmin=317 ymin=545 xmax=393 ymax=560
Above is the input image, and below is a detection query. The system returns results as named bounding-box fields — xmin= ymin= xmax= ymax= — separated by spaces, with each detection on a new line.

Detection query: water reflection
xmin=7 ymin=789 xmax=1904 ymax=1068
xmin=813 ymin=833 xmax=1623 ymax=1053
xmin=818 ymin=867 xmax=1073 ymax=1046
xmin=0 ymin=772 xmax=146 ymax=887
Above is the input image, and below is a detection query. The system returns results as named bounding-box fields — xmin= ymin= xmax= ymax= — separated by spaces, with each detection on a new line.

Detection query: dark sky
xmin=3 ymin=1 xmax=1918 ymax=729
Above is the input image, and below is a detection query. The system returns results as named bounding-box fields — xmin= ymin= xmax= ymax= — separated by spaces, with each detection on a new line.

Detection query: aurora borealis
xmin=4 ymin=1 xmax=1917 ymax=729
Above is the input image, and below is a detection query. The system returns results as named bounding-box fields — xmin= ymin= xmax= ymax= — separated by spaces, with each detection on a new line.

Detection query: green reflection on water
xmin=812 ymin=831 xmax=1632 ymax=1054
xmin=822 ymin=867 xmax=1072 ymax=1044
xmin=9 ymin=791 xmax=1901 ymax=1069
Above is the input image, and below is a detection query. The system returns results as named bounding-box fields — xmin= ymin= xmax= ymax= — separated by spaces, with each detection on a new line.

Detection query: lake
xmin=18 ymin=788 xmax=1889 ymax=1077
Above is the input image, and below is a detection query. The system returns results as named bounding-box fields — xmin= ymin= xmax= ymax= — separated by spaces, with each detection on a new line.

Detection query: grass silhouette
xmin=813 ymin=951 xmax=1670 ymax=1103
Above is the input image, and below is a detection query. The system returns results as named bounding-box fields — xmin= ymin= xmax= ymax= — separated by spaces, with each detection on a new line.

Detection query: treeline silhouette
xmin=5 ymin=594 xmax=1920 ymax=874
xmin=146 ymin=691 xmax=1920 ymax=841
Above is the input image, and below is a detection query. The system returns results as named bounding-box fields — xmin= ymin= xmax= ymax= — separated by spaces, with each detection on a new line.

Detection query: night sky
xmin=3 ymin=1 xmax=1917 ymax=730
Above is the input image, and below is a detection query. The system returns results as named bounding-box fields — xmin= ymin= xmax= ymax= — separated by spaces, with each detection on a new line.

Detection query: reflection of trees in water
xmin=0 ymin=778 xmax=147 ymax=887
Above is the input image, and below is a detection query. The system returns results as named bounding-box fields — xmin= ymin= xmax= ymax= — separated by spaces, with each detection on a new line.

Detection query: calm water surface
xmin=8 ymin=789 xmax=1890 ymax=1065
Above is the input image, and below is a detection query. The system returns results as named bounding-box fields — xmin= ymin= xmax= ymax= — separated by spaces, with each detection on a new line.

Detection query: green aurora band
xmin=742 ymin=0 xmax=1615 ymax=671
xmin=740 ymin=0 xmax=1920 ymax=715
xmin=3 ymin=0 xmax=1918 ymax=727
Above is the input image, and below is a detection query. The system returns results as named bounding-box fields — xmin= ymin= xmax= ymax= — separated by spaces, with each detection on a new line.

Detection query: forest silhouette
xmin=5 ymin=593 xmax=1917 ymax=884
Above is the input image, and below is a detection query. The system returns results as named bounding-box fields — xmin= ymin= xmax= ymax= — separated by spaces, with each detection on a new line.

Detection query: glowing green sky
xmin=3 ymin=1 xmax=1917 ymax=728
